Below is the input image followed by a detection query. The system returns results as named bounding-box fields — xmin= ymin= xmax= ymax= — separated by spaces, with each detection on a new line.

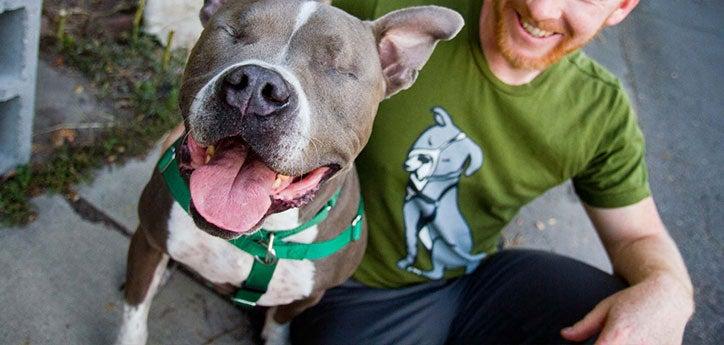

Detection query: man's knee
xmin=452 ymin=249 xmax=626 ymax=343
xmin=479 ymin=249 xmax=626 ymax=293
xmin=466 ymin=249 xmax=626 ymax=320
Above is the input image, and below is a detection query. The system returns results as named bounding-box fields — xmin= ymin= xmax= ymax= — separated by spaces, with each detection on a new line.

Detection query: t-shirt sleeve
xmin=573 ymin=87 xmax=651 ymax=208
xmin=332 ymin=0 xmax=379 ymax=20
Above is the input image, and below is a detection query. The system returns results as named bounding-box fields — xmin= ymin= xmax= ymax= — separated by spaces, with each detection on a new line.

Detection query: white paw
xmin=115 ymin=322 xmax=148 ymax=345
xmin=158 ymin=262 xmax=176 ymax=288
xmin=262 ymin=308 xmax=291 ymax=345
xmin=114 ymin=304 xmax=149 ymax=345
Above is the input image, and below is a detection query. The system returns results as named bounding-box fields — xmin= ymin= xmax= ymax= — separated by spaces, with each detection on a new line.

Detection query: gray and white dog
xmin=115 ymin=1 xmax=464 ymax=344
xmin=397 ymin=107 xmax=485 ymax=279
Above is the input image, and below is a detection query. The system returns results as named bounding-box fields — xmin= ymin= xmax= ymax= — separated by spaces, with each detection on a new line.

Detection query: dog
xmin=396 ymin=107 xmax=484 ymax=280
xmin=115 ymin=1 xmax=464 ymax=344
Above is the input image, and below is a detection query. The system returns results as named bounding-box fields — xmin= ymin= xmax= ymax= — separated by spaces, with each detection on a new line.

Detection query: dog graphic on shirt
xmin=397 ymin=107 xmax=485 ymax=279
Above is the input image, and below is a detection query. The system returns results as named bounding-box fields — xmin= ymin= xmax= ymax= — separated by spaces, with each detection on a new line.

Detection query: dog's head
xmin=176 ymin=0 xmax=463 ymax=238
xmin=404 ymin=108 xmax=483 ymax=184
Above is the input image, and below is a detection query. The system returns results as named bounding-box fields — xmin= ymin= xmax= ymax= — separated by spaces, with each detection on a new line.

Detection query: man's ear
xmin=604 ymin=0 xmax=639 ymax=27
xmin=370 ymin=6 xmax=464 ymax=98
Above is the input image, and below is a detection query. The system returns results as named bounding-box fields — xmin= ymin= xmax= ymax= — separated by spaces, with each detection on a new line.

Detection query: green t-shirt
xmin=334 ymin=0 xmax=651 ymax=288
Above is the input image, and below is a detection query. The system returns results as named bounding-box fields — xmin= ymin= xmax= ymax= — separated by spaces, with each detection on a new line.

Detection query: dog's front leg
xmin=398 ymin=201 xmax=424 ymax=269
xmin=262 ymin=291 xmax=325 ymax=345
xmin=115 ymin=227 xmax=169 ymax=345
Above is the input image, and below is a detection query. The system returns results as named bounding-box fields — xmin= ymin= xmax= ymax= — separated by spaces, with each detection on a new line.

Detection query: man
xmin=289 ymin=0 xmax=694 ymax=344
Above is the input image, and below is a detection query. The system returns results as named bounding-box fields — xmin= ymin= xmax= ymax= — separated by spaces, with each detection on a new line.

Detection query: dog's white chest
xmin=165 ymin=204 xmax=316 ymax=306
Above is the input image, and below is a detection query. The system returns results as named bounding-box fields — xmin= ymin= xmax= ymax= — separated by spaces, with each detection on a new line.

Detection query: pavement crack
xmin=65 ymin=195 xmax=132 ymax=236
xmin=202 ymin=322 xmax=248 ymax=345
xmin=64 ymin=194 xmax=247 ymax=309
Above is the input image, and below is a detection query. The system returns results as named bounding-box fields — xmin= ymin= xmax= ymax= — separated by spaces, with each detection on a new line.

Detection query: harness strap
xmin=227 ymin=197 xmax=364 ymax=260
xmin=158 ymin=143 xmax=191 ymax=212
xmin=233 ymin=259 xmax=277 ymax=306
xmin=236 ymin=191 xmax=341 ymax=243
xmin=405 ymin=180 xmax=458 ymax=205
xmin=157 ymin=136 xmax=364 ymax=307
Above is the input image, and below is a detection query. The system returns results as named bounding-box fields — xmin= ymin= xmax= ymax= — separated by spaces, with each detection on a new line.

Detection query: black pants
xmin=290 ymin=249 xmax=626 ymax=345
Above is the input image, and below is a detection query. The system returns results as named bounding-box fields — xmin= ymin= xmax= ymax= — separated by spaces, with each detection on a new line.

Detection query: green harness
xmin=157 ymin=138 xmax=364 ymax=306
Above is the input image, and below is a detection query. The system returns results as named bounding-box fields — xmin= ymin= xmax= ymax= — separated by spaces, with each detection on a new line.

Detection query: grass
xmin=0 ymin=16 xmax=187 ymax=227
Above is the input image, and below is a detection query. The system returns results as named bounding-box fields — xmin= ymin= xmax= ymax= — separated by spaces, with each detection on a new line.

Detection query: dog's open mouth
xmin=177 ymin=134 xmax=336 ymax=235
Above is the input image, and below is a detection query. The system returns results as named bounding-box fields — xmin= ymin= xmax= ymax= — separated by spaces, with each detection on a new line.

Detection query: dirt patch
xmin=42 ymin=0 xmax=137 ymax=40
xmin=1 ymin=0 xmax=187 ymax=226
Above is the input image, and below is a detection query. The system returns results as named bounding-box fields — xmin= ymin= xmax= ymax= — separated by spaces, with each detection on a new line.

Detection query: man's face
xmin=492 ymin=0 xmax=623 ymax=70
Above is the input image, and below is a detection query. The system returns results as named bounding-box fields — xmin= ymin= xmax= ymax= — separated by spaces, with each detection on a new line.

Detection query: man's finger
xmin=594 ymin=320 xmax=631 ymax=345
xmin=561 ymin=297 xmax=612 ymax=342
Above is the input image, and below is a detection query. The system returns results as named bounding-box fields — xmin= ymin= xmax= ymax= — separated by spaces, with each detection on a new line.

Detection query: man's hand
xmin=561 ymin=273 xmax=693 ymax=344
xmin=566 ymin=197 xmax=694 ymax=344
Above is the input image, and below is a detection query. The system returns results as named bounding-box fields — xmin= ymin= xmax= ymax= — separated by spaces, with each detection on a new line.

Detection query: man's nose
xmin=526 ymin=0 xmax=563 ymax=21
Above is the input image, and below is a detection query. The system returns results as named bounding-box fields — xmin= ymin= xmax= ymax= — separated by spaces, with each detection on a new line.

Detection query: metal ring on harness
xmin=254 ymin=233 xmax=278 ymax=265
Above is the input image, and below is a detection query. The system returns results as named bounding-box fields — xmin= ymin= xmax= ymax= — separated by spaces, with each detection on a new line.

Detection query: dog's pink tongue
xmin=189 ymin=145 xmax=276 ymax=233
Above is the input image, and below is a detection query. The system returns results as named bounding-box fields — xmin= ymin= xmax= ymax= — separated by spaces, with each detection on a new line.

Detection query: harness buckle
xmin=255 ymin=233 xmax=278 ymax=265
xmin=351 ymin=215 xmax=363 ymax=241
xmin=351 ymin=215 xmax=362 ymax=227
xmin=231 ymin=296 xmax=257 ymax=307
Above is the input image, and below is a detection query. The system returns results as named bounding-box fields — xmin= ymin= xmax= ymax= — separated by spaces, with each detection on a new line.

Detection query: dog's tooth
xmin=273 ymin=175 xmax=283 ymax=189
xmin=272 ymin=174 xmax=284 ymax=188
xmin=272 ymin=174 xmax=292 ymax=189
xmin=205 ymin=145 xmax=215 ymax=164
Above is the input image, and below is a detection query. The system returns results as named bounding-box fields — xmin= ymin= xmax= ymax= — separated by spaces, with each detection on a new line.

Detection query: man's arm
xmin=561 ymin=196 xmax=695 ymax=344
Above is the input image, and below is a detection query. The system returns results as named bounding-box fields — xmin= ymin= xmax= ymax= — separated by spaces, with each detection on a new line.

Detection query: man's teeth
xmin=272 ymin=174 xmax=292 ymax=189
xmin=205 ymin=145 xmax=215 ymax=164
xmin=522 ymin=19 xmax=553 ymax=38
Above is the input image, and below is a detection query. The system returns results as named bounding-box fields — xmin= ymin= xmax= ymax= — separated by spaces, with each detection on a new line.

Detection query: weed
xmin=0 ymin=24 xmax=186 ymax=227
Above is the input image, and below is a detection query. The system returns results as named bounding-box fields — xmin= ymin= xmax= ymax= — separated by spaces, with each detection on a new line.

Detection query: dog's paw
xmin=406 ymin=266 xmax=424 ymax=276
xmin=419 ymin=269 xmax=444 ymax=280
xmin=262 ymin=308 xmax=291 ymax=345
xmin=114 ymin=323 xmax=147 ymax=345
xmin=115 ymin=304 xmax=149 ymax=345
xmin=396 ymin=257 xmax=415 ymax=270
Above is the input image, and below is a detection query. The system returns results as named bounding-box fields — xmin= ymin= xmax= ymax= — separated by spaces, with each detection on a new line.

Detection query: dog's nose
xmin=222 ymin=65 xmax=291 ymax=117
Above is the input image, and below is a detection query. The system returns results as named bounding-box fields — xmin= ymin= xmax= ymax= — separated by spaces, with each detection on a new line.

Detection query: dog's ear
xmin=432 ymin=107 xmax=452 ymax=127
xmin=200 ymin=0 xmax=227 ymax=27
xmin=463 ymin=140 xmax=484 ymax=176
xmin=370 ymin=6 xmax=464 ymax=98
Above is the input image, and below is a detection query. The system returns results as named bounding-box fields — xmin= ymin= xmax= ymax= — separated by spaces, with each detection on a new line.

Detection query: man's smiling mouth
xmin=516 ymin=11 xmax=556 ymax=39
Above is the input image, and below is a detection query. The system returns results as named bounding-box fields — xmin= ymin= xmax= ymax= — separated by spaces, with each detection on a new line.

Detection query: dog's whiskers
xmin=181 ymin=129 xmax=192 ymax=146
xmin=298 ymin=133 xmax=323 ymax=170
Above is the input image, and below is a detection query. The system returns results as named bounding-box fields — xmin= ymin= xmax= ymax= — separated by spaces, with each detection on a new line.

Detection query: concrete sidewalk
xmin=0 ymin=180 xmax=254 ymax=344
xmin=1 ymin=1 xmax=721 ymax=344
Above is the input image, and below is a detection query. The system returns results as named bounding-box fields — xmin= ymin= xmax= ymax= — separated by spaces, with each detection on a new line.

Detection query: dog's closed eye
xmin=325 ymin=67 xmax=359 ymax=80
xmin=217 ymin=25 xmax=257 ymax=45
xmin=316 ymin=38 xmax=359 ymax=81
